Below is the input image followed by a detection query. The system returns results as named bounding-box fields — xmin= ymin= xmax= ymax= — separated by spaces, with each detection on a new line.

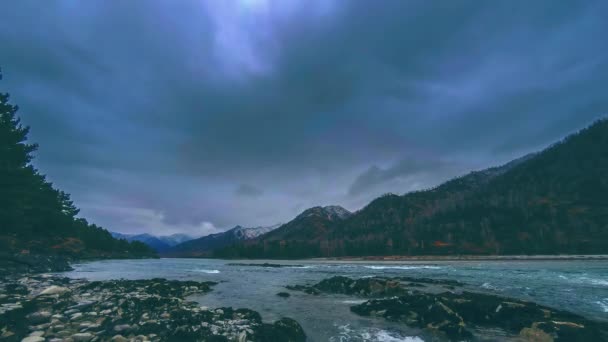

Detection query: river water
xmin=63 ymin=258 xmax=608 ymax=341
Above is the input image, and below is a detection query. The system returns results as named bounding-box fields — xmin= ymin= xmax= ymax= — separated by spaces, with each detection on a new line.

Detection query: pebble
xmin=38 ymin=285 xmax=70 ymax=296
xmin=71 ymin=332 xmax=93 ymax=341
xmin=21 ymin=337 xmax=44 ymax=342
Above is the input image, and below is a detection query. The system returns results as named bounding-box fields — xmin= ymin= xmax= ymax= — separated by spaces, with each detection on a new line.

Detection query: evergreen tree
xmin=0 ymin=68 xmax=155 ymax=258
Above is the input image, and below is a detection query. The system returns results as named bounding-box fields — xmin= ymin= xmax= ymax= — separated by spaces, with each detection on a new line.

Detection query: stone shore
xmin=0 ymin=275 xmax=305 ymax=342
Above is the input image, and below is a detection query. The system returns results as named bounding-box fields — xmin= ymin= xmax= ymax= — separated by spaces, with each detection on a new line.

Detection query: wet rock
xmin=288 ymin=276 xmax=411 ymax=297
xmin=394 ymin=276 xmax=463 ymax=287
xmin=285 ymin=285 xmax=320 ymax=295
xmin=254 ymin=317 xmax=307 ymax=342
xmin=350 ymin=290 xmax=608 ymax=341
xmin=227 ymin=263 xmax=305 ymax=268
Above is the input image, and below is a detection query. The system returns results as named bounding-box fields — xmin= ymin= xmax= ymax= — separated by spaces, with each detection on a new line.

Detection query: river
xmin=63 ymin=258 xmax=608 ymax=341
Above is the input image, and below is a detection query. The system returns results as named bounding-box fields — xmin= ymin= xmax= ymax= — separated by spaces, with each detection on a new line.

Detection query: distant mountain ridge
xmin=215 ymin=120 xmax=608 ymax=258
xmin=111 ymin=232 xmax=197 ymax=252
xmin=163 ymin=224 xmax=282 ymax=257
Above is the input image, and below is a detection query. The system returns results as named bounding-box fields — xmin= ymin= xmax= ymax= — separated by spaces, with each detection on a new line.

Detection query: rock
xmin=520 ymin=327 xmax=554 ymax=342
xmin=256 ymin=317 xmax=306 ymax=342
xmin=56 ymin=330 xmax=73 ymax=337
xmin=285 ymin=285 xmax=320 ymax=295
xmin=70 ymin=312 xmax=83 ymax=320
xmin=71 ymin=332 xmax=93 ymax=341
xmin=2 ymin=275 xmax=310 ymax=342
xmin=64 ymin=309 xmax=79 ymax=315
xmin=26 ymin=311 xmax=51 ymax=324
xmin=288 ymin=276 xmax=423 ymax=297
xmin=113 ymin=324 xmax=131 ymax=333
xmin=38 ymin=285 xmax=70 ymax=296
xmin=69 ymin=300 xmax=96 ymax=310
xmin=227 ymin=263 xmax=306 ymax=268
xmin=21 ymin=337 xmax=45 ymax=342
xmin=277 ymin=292 xmax=290 ymax=298
xmin=111 ymin=335 xmax=129 ymax=342
xmin=350 ymin=289 xmax=607 ymax=341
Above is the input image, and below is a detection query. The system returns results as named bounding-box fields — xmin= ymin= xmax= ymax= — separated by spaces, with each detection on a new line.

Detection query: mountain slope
xmin=216 ymin=206 xmax=353 ymax=258
xmin=216 ymin=120 xmax=608 ymax=258
xmin=164 ymin=224 xmax=281 ymax=257
xmin=260 ymin=206 xmax=352 ymax=241
xmin=110 ymin=232 xmax=196 ymax=252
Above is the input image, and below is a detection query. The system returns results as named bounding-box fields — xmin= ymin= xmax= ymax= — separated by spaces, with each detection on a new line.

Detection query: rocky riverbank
xmin=0 ymin=254 xmax=73 ymax=276
xmin=287 ymin=276 xmax=608 ymax=341
xmin=0 ymin=275 xmax=306 ymax=342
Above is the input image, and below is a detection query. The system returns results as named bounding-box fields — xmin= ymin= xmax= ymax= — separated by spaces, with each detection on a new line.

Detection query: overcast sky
xmin=1 ymin=0 xmax=607 ymax=236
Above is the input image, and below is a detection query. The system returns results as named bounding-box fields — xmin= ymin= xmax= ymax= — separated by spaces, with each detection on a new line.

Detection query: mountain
xmin=110 ymin=232 xmax=197 ymax=252
xmin=0 ymin=77 xmax=156 ymax=274
xmin=164 ymin=224 xmax=281 ymax=257
xmin=215 ymin=120 xmax=608 ymax=258
xmin=160 ymin=233 xmax=195 ymax=246
xmin=256 ymin=206 xmax=352 ymax=242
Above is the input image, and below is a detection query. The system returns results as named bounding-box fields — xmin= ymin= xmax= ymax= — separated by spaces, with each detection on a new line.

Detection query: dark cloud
xmin=0 ymin=0 xmax=606 ymax=235
xmin=235 ymin=184 xmax=264 ymax=197
xmin=349 ymin=158 xmax=455 ymax=196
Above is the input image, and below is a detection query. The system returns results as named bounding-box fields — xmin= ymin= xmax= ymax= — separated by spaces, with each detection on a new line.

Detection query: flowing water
xmin=63 ymin=258 xmax=608 ymax=341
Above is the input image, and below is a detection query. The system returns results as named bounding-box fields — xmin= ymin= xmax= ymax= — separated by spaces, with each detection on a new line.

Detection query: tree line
xmin=0 ymin=69 xmax=155 ymax=259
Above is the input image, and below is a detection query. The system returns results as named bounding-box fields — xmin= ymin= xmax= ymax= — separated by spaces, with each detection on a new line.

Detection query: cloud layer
xmin=1 ymin=0 xmax=606 ymax=235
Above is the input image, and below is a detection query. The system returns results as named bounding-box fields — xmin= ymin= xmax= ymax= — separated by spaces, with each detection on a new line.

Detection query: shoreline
xmin=154 ymin=254 xmax=608 ymax=265
xmin=310 ymin=254 xmax=608 ymax=262
xmin=0 ymin=274 xmax=306 ymax=341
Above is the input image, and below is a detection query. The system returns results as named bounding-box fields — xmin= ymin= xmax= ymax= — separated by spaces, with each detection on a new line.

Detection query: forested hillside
xmin=0 ymin=71 xmax=155 ymax=268
xmin=216 ymin=120 xmax=608 ymax=258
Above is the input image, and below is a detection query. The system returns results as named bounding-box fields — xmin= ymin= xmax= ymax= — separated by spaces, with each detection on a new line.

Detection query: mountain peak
xmin=296 ymin=205 xmax=352 ymax=221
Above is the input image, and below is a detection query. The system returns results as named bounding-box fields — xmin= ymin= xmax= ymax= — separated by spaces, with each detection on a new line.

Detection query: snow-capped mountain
xmin=163 ymin=224 xmax=281 ymax=257
xmin=295 ymin=205 xmax=353 ymax=221
xmin=232 ymin=224 xmax=283 ymax=240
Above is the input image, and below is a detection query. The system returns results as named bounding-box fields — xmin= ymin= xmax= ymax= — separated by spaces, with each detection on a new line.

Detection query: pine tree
xmin=0 ymin=68 xmax=39 ymax=234
xmin=0 ymin=68 xmax=155 ymax=257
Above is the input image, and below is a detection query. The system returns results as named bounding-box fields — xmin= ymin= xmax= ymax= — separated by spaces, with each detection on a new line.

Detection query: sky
xmin=1 ymin=0 xmax=607 ymax=236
